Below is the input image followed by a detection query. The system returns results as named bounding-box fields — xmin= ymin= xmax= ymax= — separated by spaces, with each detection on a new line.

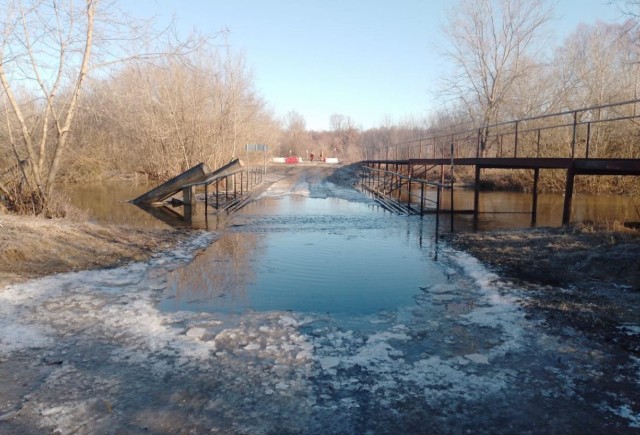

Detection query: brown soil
xmin=0 ymin=213 xmax=185 ymax=285
xmin=443 ymin=225 xmax=640 ymax=350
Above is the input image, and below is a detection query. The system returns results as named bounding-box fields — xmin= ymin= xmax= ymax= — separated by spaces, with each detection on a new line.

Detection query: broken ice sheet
xmin=1 ymin=229 xmax=638 ymax=432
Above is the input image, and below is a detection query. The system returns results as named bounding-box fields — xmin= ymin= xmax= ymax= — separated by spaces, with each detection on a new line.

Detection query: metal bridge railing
xmin=202 ymin=165 xmax=264 ymax=213
xmin=377 ymin=98 xmax=640 ymax=161
xmin=360 ymin=165 xmax=442 ymax=220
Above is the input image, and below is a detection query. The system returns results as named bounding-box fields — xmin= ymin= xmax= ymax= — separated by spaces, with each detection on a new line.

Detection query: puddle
xmin=159 ymin=196 xmax=446 ymax=318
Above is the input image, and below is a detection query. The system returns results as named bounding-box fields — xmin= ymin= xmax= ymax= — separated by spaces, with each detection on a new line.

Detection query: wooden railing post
xmin=514 ymin=121 xmax=519 ymax=158
xmin=585 ymin=122 xmax=592 ymax=159
xmin=571 ymin=111 xmax=578 ymax=158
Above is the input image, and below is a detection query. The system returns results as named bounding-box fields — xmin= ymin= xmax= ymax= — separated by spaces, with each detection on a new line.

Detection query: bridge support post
xmin=420 ymin=182 xmax=425 ymax=216
xmin=562 ymin=167 xmax=575 ymax=225
xmin=473 ymin=165 xmax=481 ymax=223
xmin=183 ymin=186 xmax=195 ymax=205
xmin=184 ymin=203 xmax=193 ymax=224
xmin=531 ymin=168 xmax=539 ymax=226
xmin=436 ymin=185 xmax=441 ymax=231
xmin=450 ymin=142 xmax=455 ymax=232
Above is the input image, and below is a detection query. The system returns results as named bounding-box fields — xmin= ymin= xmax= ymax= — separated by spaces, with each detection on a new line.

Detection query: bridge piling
xmin=532 ymin=168 xmax=540 ymax=226
xmin=562 ymin=167 xmax=576 ymax=225
xmin=473 ymin=166 xmax=481 ymax=223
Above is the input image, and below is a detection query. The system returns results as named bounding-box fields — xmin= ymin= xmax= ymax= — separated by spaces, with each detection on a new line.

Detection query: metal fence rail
xmin=360 ymin=165 xmax=443 ymax=219
xmin=377 ymin=98 xmax=640 ymax=161
xmin=201 ymin=165 xmax=265 ymax=214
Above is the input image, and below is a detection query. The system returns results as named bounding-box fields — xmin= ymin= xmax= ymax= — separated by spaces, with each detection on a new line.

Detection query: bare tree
xmin=553 ymin=21 xmax=632 ymax=108
xmin=440 ymin=0 xmax=553 ymax=155
xmin=329 ymin=113 xmax=359 ymax=160
xmin=0 ymin=0 xmax=96 ymax=213
xmin=70 ymin=45 xmax=276 ymax=180
xmin=278 ymin=110 xmax=310 ymax=157
xmin=0 ymin=0 xmax=210 ymax=213
xmin=614 ymin=0 xmax=640 ymax=18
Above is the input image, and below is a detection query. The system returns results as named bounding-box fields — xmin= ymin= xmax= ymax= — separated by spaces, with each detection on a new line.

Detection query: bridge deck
xmin=361 ymin=157 xmax=640 ymax=226
xmin=365 ymin=158 xmax=640 ymax=176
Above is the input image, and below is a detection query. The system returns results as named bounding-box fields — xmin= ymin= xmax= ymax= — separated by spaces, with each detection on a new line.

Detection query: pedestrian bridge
xmin=361 ymin=99 xmax=640 ymax=225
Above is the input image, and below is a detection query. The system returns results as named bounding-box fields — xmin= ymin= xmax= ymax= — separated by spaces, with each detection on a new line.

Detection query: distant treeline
xmin=0 ymin=0 xmax=639 ymax=217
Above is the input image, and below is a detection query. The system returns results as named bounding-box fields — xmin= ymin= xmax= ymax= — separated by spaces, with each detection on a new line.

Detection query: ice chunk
xmin=279 ymin=316 xmax=298 ymax=327
xmin=318 ymin=356 xmax=341 ymax=370
xmin=432 ymin=294 xmax=456 ymax=303
xmin=465 ymin=353 xmax=489 ymax=364
xmin=185 ymin=327 xmax=207 ymax=339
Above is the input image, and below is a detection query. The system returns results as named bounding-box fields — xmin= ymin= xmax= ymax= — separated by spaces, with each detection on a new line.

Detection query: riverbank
xmin=0 ymin=214 xmax=186 ymax=285
xmin=443 ymin=225 xmax=640 ymax=346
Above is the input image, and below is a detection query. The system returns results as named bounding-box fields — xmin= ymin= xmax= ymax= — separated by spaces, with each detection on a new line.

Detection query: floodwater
xmin=2 ymin=169 xmax=633 ymax=433
xmin=159 ymin=196 xmax=446 ymax=319
xmin=442 ymin=189 xmax=640 ymax=230
xmin=61 ymin=178 xmax=640 ymax=231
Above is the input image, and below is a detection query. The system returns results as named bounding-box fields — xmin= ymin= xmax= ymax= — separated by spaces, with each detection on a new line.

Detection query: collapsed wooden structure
xmin=131 ymin=159 xmax=264 ymax=225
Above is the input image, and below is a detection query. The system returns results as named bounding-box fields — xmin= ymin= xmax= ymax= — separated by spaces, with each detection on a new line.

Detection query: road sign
xmin=245 ymin=143 xmax=268 ymax=152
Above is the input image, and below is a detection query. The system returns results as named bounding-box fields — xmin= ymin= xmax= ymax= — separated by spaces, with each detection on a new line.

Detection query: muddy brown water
xmin=59 ymin=176 xmax=640 ymax=318
xmin=61 ymin=180 xmax=640 ymax=230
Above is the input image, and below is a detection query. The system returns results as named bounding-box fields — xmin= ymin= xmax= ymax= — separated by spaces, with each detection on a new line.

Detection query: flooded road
xmin=59 ymin=165 xmax=640 ymax=231
xmin=159 ymin=195 xmax=445 ymax=318
xmin=1 ymin=165 xmax=639 ymax=433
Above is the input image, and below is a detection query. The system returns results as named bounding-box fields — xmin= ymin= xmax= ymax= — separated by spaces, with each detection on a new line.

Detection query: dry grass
xmin=446 ymin=225 xmax=640 ymax=289
xmin=0 ymin=213 xmax=183 ymax=285
xmin=445 ymin=225 xmax=640 ymax=338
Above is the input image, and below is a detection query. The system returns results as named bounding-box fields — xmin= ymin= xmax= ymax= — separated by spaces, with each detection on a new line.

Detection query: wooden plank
xmin=573 ymin=159 xmax=640 ymax=176
xmin=131 ymin=162 xmax=211 ymax=204
xmin=410 ymin=157 xmax=575 ymax=169
xmin=197 ymin=159 xmax=245 ymax=186
xmin=131 ymin=159 xmax=245 ymax=205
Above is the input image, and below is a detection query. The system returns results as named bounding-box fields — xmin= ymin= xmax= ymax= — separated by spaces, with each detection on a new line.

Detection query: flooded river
xmin=62 ymin=176 xmax=640 ymax=231
xmin=0 ymin=166 xmax=637 ymax=433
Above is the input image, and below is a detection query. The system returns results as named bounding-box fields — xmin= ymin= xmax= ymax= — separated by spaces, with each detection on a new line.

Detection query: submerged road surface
xmin=1 ymin=164 xmax=639 ymax=433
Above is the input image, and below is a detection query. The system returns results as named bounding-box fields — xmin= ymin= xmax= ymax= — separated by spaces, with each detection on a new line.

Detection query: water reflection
xmin=441 ymin=189 xmax=640 ymax=231
xmin=159 ymin=196 xmax=446 ymax=316
xmin=60 ymin=182 xmax=230 ymax=230
xmin=59 ymin=180 xmax=639 ymax=318
xmin=61 ymin=181 xmax=640 ymax=231
xmin=159 ymin=232 xmax=259 ymax=312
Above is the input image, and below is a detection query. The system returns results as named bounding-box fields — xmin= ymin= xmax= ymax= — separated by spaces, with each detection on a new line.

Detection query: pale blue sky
xmin=123 ymin=0 xmax=624 ymax=130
